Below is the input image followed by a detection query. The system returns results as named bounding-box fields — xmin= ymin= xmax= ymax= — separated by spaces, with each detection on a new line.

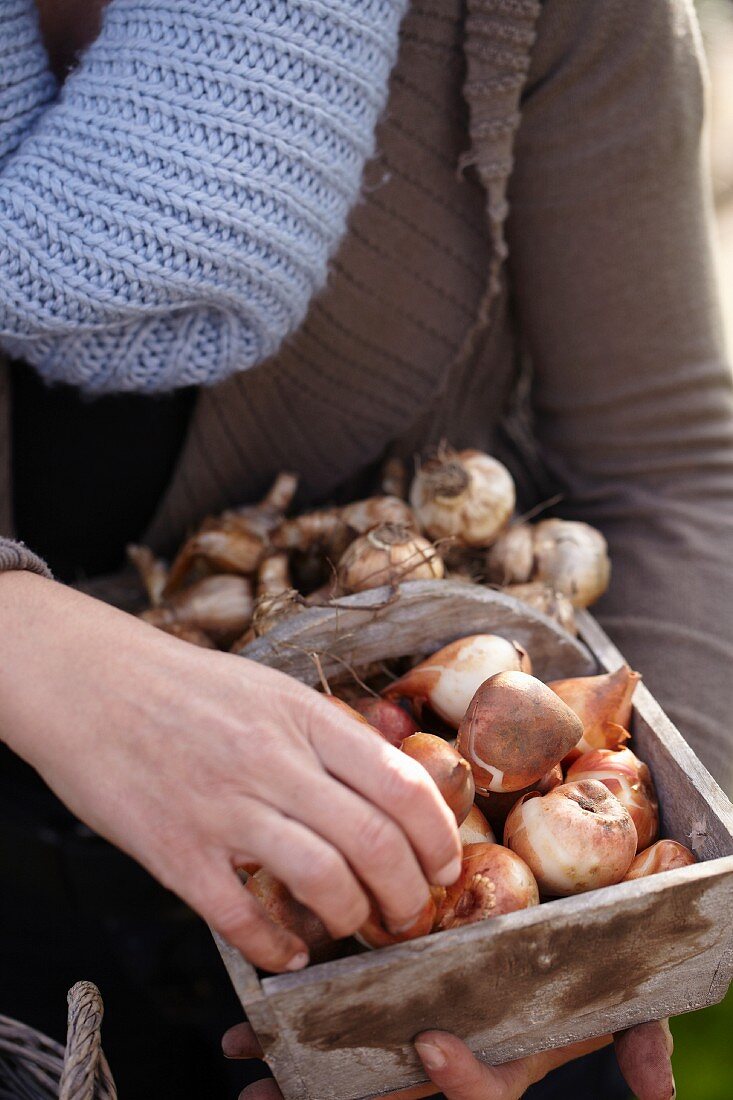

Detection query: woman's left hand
xmin=223 ymin=1018 xmax=675 ymax=1100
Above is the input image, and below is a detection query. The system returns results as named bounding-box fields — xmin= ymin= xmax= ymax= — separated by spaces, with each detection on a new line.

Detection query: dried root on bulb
xmin=410 ymin=446 xmax=515 ymax=549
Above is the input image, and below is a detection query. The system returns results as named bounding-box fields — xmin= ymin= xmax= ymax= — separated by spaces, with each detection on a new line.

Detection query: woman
xmin=1 ymin=0 xmax=731 ymax=1098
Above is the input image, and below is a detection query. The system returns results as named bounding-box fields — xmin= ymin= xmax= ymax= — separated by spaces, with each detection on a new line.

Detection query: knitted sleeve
xmin=0 ymin=0 xmax=406 ymax=393
xmin=0 ymin=0 xmax=56 ymax=164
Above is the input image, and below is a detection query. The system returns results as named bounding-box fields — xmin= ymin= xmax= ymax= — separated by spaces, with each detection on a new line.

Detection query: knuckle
xmin=358 ymin=812 xmax=402 ymax=865
xmin=208 ymin=895 xmax=257 ymax=942
xmin=292 ymin=847 xmax=344 ymax=897
xmin=383 ymin=755 xmax=431 ymax=810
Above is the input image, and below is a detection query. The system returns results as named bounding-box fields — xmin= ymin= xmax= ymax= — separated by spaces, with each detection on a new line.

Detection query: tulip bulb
xmin=141 ymin=575 xmax=253 ymax=646
xmin=410 ymin=448 xmax=515 ymax=548
xmin=567 ymin=748 xmax=659 ymax=851
xmin=246 ymin=869 xmax=336 ymax=964
xmin=349 ymin=697 xmax=419 ymax=746
xmin=384 ymin=634 xmax=532 ymax=728
xmin=504 ymin=780 xmax=637 ymax=896
xmin=401 ymin=733 xmax=475 ymax=824
xmin=273 ymin=496 xmax=416 ymax=557
xmin=457 ymin=671 xmax=583 ymax=793
xmin=356 ymin=889 xmax=442 ymax=949
xmin=485 ymin=524 xmax=535 ymax=585
xmin=475 ymin=764 xmax=563 ymax=833
xmin=532 ymin=519 xmax=611 ymax=608
xmin=502 ymin=583 xmax=577 ymax=636
xmin=459 ymin=804 xmax=496 ymax=845
xmin=434 ymin=844 xmax=538 ymax=930
xmin=337 ymin=523 xmax=444 ymax=594
xmin=548 ymin=666 xmax=640 ymax=763
xmin=623 ymin=840 xmax=696 ymax=880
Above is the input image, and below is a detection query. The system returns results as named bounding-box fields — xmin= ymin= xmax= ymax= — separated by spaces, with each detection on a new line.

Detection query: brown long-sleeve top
xmin=1 ymin=0 xmax=732 ymax=792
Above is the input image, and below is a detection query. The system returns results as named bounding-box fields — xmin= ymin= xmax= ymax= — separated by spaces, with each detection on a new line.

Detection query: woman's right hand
xmin=0 ymin=571 xmax=461 ymax=972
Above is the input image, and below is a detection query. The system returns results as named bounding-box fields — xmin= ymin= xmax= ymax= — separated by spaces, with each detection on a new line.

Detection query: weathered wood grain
xmin=217 ymin=584 xmax=733 ymax=1100
xmin=238 ymin=580 xmax=596 ymax=684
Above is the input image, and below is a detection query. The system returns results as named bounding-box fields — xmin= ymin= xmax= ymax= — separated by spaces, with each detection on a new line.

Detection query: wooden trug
xmin=216 ymin=582 xmax=733 ymax=1100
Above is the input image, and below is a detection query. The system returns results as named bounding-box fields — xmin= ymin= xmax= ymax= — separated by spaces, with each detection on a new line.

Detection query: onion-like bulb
xmin=433 ymin=844 xmax=538 ymax=930
xmin=502 ymin=583 xmax=577 ymax=636
xmin=401 ymin=733 xmax=475 ymax=824
xmin=485 ymin=524 xmax=534 ymax=585
xmin=410 ymin=448 xmax=515 ymax=548
xmin=356 ymin=889 xmax=442 ymax=949
xmin=272 ymin=496 xmax=416 ymax=557
xmin=141 ymin=575 xmax=253 ymax=647
xmin=349 ymin=698 xmax=419 ymax=746
xmin=459 ymin=804 xmax=496 ymax=845
xmin=548 ymin=666 xmax=640 ymax=764
xmin=457 ymin=671 xmax=582 ymax=794
xmin=384 ymin=634 xmax=532 ymax=728
xmin=504 ymin=780 xmax=637 ymax=896
xmin=245 ymin=869 xmax=337 ymax=965
xmin=532 ymin=519 xmax=610 ymax=609
xmin=337 ymin=523 xmax=444 ymax=593
xmin=566 ymin=747 xmax=659 ymax=851
xmin=475 ymin=763 xmax=563 ymax=833
xmin=623 ymin=840 xmax=696 ymax=880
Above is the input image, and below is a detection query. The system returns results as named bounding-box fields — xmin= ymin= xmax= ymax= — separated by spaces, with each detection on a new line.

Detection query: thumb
xmin=614 ymin=1020 xmax=675 ymax=1100
xmin=414 ymin=1032 xmax=529 ymax=1100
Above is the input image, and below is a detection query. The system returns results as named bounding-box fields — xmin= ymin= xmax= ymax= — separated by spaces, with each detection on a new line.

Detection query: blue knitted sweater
xmin=0 ymin=0 xmax=405 ymax=392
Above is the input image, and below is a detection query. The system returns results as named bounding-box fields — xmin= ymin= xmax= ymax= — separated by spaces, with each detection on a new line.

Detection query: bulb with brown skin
xmin=567 ymin=747 xmax=659 ymax=852
xmin=475 ymin=763 xmax=563 ymax=834
xmin=384 ymin=634 xmax=532 ymax=729
xmin=504 ymin=780 xmax=637 ymax=896
xmin=245 ymin=869 xmax=337 ymax=965
xmin=349 ymin=697 xmax=419 ymax=746
xmin=623 ymin=840 xmax=696 ymax=880
xmin=356 ymin=888 xmax=443 ymax=949
xmin=459 ymin=804 xmax=496 ymax=845
xmin=548 ymin=666 xmax=640 ymax=764
xmin=337 ymin=523 xmax=444 ymax=594
xmin=410 ymin=448 xmax=515 ymax=549
xmin=434 ymin=843 xmax=539 ymax=931
xmin=457 ymin=671 xmax=583 ymax=794
xmin=141 ymin=574 xmax=253 ymax=647
xmin=272 ymin=496 xmax=416 ymax=556
xmin=401 ymin=734 xmax=475 ymax=824
xmin=485 ymin=524 xmax=535 ymax=585
xmin=502 ymin=583 xmax=577 ymax=636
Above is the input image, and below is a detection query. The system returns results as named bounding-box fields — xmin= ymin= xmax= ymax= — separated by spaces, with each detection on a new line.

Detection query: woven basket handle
xmin=59 ymin=982 xmax=117 ymax=1100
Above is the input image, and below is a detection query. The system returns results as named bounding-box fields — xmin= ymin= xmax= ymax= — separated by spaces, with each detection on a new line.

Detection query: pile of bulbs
xmin=128 ymin=445 xmax=612 ymax=649
xmin=243 ymin=634 xmax=696 ymax=962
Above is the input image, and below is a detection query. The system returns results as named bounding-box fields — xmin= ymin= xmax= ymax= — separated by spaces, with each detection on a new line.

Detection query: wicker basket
xmin=0 ymin=983 xmax=117 ymax=1100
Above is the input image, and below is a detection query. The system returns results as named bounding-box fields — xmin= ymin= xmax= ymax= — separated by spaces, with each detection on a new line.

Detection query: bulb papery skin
xmin=434 ymin=843 xmax=539 ymax=930
xmin=485 ymin=524 xmax=534 ymax=585
xmin=623 ymin=840 xmax=696 ymax=880
xmin=457 ymin=671 xmax=583 ymax=793
xmin=356 ymin=889 xmax=441 ymax=949
xmin=246 ymin=870 xmax=336 ymax=963
xmin=475 ymin=764 xmax=563 ymax=833
xmin=141 ymin=574 xmax=253 ymax=646
xmin=504 ymin=780 xmax=637 ymax=896
xmin=410 ymin=449 xmax=515 ymax=548
xmin=502 ymin=583 xmax=577 ymax=636
xmin=566 ymin=748 xmax=659 ymax=851
xmin=337 ymin=523 xmax=444 ymax=593
xmin=384 ymin=634 xmax=532 ymax=728
xmin=532 ymin=519 xmax=611 ymax=608
xmin=549 ymin=666 xmax=640 ymax=764
xmin=459 ymin=804 xmax=496 ymax=845
xmin=401 ymin=733 xmax=475 ymax=824
xmin=349 ymin=697 xmax=419 ymax=746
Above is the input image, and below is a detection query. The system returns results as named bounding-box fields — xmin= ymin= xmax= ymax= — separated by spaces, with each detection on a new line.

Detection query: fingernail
xmin=415 ymin=1039 xmax=447 ymax=1072
xmin=285 ymin=951 xmax=309 ymax=971
xmin=389 ymin=914 xmax=424 ymax=935
xmin=434 ymin=855 xmax=462 ymax=886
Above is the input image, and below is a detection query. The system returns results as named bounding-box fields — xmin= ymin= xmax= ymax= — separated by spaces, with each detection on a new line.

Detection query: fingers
xmin=414 ymin=1031 xmax=612 ymax=1100
xmin=234 ymin=801 xmax=370 ymax=939
xmin=614 ymin=1020 xmax=675 ymax=1100
xmin=282 ymin=771 xmax=434 ymax=934
xmin=222 ymin=1023 xmax=263 ymax=1060
xmin=309 ymin=697 xmax=461 ymax=887
xmin=238 ymin=1080 xmax=282 ymax=1100
xmin=184 ymin=856 xmax=309 ymax=973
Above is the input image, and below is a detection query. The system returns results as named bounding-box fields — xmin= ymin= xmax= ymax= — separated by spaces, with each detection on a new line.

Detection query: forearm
xmin=0 ymin=0 xmax=406 ymax=393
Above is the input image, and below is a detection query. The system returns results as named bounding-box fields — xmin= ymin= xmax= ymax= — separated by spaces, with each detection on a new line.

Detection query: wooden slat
xmin=259 ymin=860 xmax=733 ymax=1099
xmin=239 ymin=581 xmax=596 ymax=684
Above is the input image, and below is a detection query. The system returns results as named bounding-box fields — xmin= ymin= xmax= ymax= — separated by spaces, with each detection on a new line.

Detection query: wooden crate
xmin=216 ymin=581 xmax=733 ymax=1100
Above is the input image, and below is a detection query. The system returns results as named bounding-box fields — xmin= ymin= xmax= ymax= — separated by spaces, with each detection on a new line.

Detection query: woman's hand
xmin=224 ymin=1019 xmax=675 ymax=1099
xmin=0 ymin=571 xmax=460 ymax=973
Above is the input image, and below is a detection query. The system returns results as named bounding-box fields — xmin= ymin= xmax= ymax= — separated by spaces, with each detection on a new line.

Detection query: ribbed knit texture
xmin=0 ymin=0 xmax=406 ymax=392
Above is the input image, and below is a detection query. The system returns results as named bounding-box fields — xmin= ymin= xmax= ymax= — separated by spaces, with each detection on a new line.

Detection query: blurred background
xmin=666 ymin=4 xmax=733 ymax=1098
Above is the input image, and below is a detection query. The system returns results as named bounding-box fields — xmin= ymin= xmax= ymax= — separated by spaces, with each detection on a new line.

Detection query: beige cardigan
xmin=2 ymin=0 xmax=733 ymax=792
